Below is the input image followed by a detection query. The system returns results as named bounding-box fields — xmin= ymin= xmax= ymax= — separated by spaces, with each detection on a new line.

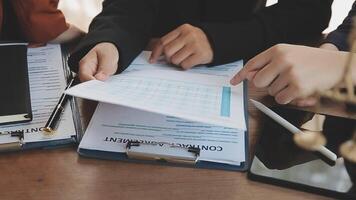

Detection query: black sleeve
xmin=198 ymin=0 xmax=332 ymax=66
xmin=324 ymin=2 xmax=356 ymax=51
xmin=68 ymin=0 xmax=158 ymax=73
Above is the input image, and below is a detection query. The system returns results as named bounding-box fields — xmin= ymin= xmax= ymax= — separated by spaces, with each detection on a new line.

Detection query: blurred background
xmin=59 ymin=0 xmax=354 ymax=34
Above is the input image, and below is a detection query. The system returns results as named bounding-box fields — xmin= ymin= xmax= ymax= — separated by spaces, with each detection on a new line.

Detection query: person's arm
xmin=68 ymin=0 xmax=159 ymax=75
xmin=323 ymin=2 xmax=356 ymax=51
xmin=230 ymin=44 xmax=355 ymax=105
xmin=11 ymin=0 xmax=70 ymax=43
xmin=198 ymin=0 xmax=332 ymax=66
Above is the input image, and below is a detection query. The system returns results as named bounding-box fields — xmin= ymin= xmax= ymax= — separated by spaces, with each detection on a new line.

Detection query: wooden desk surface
xmin=0 ymin=85 xmax=334 ymax=200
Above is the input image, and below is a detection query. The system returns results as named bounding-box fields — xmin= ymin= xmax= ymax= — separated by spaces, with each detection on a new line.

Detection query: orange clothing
xmin=0 ymin=0 xmax=68 ymax=43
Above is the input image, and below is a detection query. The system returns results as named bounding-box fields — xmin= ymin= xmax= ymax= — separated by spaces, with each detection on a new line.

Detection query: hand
xmin=149 ymin=24 xmax=213 ymax=69
xmin=288 ymin=43 xmax=339 ymax=106
xmin=78 ymin=42 xmax=119 ymax=82
xmin=230 ymin=44 xmax=348 ymax=105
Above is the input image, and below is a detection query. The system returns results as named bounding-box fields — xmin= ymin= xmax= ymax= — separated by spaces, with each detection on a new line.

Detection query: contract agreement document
xmin=0 ymin=44 xmax=78 ymax=149
xmin=70 ymin=52 xmax=248 ymax=169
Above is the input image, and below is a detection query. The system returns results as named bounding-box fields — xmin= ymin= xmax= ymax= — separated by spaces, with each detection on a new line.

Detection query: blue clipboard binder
xmin=77 ymin=80 xmax=249 ymax=171
xmin=0 ymin=44 xmax=83 ymax=152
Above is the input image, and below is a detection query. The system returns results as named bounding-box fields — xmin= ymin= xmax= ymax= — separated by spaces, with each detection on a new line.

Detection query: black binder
xmin=0 ymin=43 xmax=32 ymax=125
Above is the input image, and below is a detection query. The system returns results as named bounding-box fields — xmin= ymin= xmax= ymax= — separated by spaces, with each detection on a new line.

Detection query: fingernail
xmin=95 ymin=73 xmax=108 ymax=81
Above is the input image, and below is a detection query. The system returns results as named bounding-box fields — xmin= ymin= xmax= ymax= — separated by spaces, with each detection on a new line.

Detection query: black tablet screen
xmin=249 ymin=107 xmax=355 ymax=198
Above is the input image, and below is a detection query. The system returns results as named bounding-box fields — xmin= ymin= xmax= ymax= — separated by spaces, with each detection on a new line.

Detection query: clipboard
xmin=77 ymin=80 xmax=249 ymax=171
xmin=0 ymin=44 xmax=83 ymax=152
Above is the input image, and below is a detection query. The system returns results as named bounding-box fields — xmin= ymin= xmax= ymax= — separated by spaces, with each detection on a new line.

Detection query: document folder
xmin=0 ymin=44 xmax=82 ymax=152
xmin=77 ymin=81 xmax=248 ymax=171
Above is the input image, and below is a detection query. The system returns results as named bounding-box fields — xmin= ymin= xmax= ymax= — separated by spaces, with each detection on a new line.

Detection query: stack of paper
xmin=67 ymin=52 xmax=247 ymax=167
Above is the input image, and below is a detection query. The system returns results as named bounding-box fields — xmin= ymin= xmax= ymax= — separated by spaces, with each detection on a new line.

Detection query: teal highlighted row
xmin=220 ymin=86 xmax=231 ymax=117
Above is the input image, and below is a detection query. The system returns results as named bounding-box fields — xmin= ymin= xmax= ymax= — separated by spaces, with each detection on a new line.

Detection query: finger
xmin=79 ymin=66 xmax=96 ymax=82
xmin=149 ymin=42 xmax=164 ymax=63
xmin=230 ymin=71 xmax=246 ymax=85
xmin=162 ymin=36 xmax=187 ymax=61
xmin=94 ymin=72 xmax=109 ymax=81
xmin=275 ymin=85 xmax=299 ymax=104
xmin=230 ymin=49 xmax=274 ymax=85
xmin=252 ymin=60 xmax=286 ymax=88
xmin=239 ymin=47 xmax=274 ymax=78
xmin=291 ymin=97 xmax=319 ymax=107
xmin=246 ymin=71 xmax=258 ymax=81
xmin=180 ymin=54 xmax=200 ymax=70
xmin=170 ymin=45 xmax=194 ymax=66
xmin=78 ymin=51 xmax=97 ymax=82
xmin=160 ymin=29 xmax=181 ymax=46
xmin=231 ymin=70 xmax=258 ymax=85
xmin=268 ymin=71 xmax=290 ymax=96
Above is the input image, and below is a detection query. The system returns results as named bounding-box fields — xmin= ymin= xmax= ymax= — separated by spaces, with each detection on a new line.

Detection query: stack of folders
xmin=0 ymin=44 xmax=82 ymax=152
xmin=66 ymin=52 xmax=248 ymax=171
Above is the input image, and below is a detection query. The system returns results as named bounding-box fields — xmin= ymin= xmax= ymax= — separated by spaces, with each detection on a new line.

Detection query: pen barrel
xmin=316 ymin=145 xmax=337 ymax=161
xmin=45 ymin=104 xmax=65 ymax=129
xmin=251 ymin=100 xmax=338 ymax=164
xmin=45 ymin=94 xmax=72 ymax=129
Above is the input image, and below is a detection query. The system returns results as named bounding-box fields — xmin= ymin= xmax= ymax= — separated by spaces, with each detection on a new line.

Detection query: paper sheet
xmin=0 ymin=44 xmax=76 ymax=143
xmin=66 ymin=53 xmax=246 ymax=130
xmin=127 ymin=51 xmax=243 ymax=77
xmin=80 ymin=103 xmax=246 ymax=165
xmin=79 ymin=53 xmax=246 ymax=166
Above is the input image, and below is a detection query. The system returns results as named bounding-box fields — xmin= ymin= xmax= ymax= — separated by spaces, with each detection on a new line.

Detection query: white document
xmin=127 ymin=51 xmax=243 ymax=77
xmin=80 ymin=101 xmax=246 ymax=165
xmin=66 ymin=52 xmax=246 ymax=130
xmin=0 ymin=44 xmax=76 ymax=143
xmin=79 ymin=53 xmax=246 ymax=166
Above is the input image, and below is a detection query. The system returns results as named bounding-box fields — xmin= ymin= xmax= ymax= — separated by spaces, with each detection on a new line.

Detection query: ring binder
xmin=126 ymin=141 xmax=200 ymax=165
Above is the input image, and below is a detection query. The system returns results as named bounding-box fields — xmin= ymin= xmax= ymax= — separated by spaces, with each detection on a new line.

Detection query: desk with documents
xmin=0 ymin=47 xmax=338 ymax=200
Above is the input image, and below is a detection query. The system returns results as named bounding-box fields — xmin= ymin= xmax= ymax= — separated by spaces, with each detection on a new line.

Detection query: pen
xmin=44 ymin=78 xmax=75 ymax=133
xmin=250 ymin=99 xmax=337 ymax=163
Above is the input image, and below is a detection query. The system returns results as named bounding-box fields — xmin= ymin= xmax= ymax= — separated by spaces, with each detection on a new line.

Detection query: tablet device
xmin=248 ymin=107 xmax=355 ymax=199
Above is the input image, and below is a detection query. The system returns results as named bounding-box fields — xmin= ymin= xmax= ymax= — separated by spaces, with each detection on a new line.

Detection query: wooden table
xmin=0 ymin=84 xmax=338 ymax=200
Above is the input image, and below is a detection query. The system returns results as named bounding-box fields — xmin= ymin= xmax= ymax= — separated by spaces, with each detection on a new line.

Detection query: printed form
xmin=78 ymin=53 xmax=247 ymax=166
xmin=0 ymin=45 xmax=76 ymax=144
xmin=66 ymin=52 xmax=246 ymax=130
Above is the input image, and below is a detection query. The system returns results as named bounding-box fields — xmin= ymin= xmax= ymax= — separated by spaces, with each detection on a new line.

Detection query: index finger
xmin=78 ymin=64 xmax=96 ymax=82
xmin=149 ymin=42 xmax=164 ymax=63
xmin=161 ymin=28 xmax=181 ymax=46
xmin=230 ymin=47 xmax=274 ymax=85
xmin=150 ymin=28 xmax=182 ymax=63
